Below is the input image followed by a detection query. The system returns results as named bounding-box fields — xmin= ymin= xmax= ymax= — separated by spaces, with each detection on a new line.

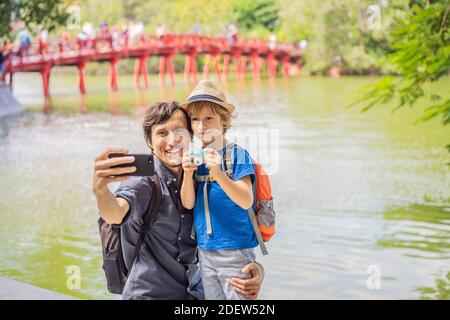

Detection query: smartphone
xmin=108 ymin=153 xmax=155 ymax=177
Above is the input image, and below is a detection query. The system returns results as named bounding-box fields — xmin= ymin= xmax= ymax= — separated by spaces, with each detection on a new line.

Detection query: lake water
xmin=0 ymin=73 xmax=449 ymax=299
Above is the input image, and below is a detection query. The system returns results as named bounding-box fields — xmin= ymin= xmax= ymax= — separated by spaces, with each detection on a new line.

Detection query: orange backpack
xmin=223 ymin=144 xmax=275 ymax=255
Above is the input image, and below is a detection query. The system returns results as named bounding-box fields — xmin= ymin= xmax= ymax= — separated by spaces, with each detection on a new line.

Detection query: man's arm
xmin=95 ymin=188 xmax=129 ymax=225
xmin=93 ymin=148 xmax=136 ymax=224
xmin=230 ymin=261 xmax=265 ymax=300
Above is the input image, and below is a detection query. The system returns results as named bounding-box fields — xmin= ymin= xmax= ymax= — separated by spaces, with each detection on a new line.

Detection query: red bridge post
xmin=167 ymin=53 xmax=175 ymax=87
xmin=203 ymin=54 xmax=211 ymax=79
xmin=222 ymin=54 xmax=230 ymax=81
xmin=109 ymin=56 xmax=120 ymax=91
xmin=159 ymin=53 xmax=175 ymax=87
xmin=267 ymin=51 xmax=277 ymax=78
xmin=281 ymin=54 xmax=290 ymax=77
xmin=77 ymin=59 xmax=87 ymax=94
xmin=184 ymin=49 xmax=198 ymax=84
xmin=40 ymin=63 xmax=52 ymax=97
xmin=232 ymin=51 xmax=241 ymax=81
xmin=203 ymin=50 xmax=222 ymax=81
xmin=250 ymin=50 xmax=259 ymax=79
xmin=134 ymin=54 xmax=149 ymax=89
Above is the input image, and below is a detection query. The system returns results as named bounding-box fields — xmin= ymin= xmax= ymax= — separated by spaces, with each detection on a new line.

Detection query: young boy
xmin=180 ymin=80 xmax=258 ymax=300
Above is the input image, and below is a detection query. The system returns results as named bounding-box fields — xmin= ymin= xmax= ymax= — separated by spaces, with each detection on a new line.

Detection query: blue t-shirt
xmin=194 ymin=144 xmax=258 ymax=250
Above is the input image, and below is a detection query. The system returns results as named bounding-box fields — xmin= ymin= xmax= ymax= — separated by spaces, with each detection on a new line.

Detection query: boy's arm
xmin=181 ymin=151 xmax=198 ymax=210
xmin=180 ymin=171 xmax=196 ymax=209
xmin=213 ymin=173 xmax=253 ymax=209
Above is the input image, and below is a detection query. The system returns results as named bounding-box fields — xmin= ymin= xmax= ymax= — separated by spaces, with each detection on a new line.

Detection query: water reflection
xmin=416 ymin=272 xmax=450 ymax=300
xmin=109 ymin=91 xmax=121 ymax=115
xmin=44 ymin=97 xmax=52 ymax=115
xmin=378 ymin=204 xmax=450 ymax=259
xmin=80 ymin=94 xmax=88 ymax=114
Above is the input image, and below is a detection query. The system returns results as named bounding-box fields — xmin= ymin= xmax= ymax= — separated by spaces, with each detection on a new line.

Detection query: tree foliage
xmin=231 ymin=0 xmax=279 ymax=32
xmin=350 ymin=1 xmax=450 ymax=132
xmin=0 ymin=0 xmax=70 ymax=38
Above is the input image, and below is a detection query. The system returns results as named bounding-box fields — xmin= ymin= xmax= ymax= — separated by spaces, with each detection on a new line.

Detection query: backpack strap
xmin=222 ymin=143 xmax=236 ymax=179
xmin=193 ymin=174 xmax=209 ymax=182
xmin=192 ymin=143 xmax=237 ymax=237
xmin=195 ymin=143 xmax=236 ymax=236
xmin=193 ymin=174 xmax=212 ymax=235
xmin=203 ymin=181 xmax=212 ymax=235
xmin=128 ymin=174 xmax=162 ymax=274
xmin=247 ymin=207 xmax=268 ymax=255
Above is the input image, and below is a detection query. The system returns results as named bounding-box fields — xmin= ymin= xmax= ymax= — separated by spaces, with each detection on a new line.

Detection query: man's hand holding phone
xmin=92 ymin=148 xmax=136 ymax=195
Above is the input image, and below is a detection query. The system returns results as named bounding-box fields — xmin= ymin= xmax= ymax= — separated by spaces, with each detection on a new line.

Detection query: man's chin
xmin=167 ymin=159 xmax=182 ymax=167
xmin=164 ymin=155 xmax=183 ymax=167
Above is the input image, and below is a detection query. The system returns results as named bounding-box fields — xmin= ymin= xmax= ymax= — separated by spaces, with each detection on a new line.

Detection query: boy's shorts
xmin=198 ymin=247 xmax=256 ymax=300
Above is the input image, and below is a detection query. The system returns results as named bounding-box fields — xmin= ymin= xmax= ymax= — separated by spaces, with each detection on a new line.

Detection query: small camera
xmin=188 ymin=142 xmax=208 ymax=166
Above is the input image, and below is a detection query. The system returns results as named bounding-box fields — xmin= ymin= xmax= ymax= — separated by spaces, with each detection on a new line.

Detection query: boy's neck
xmin=203 ymin=137 xmax=228 ymax=151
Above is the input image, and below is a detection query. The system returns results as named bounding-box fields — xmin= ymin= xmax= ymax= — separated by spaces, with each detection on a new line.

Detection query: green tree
xmin=231 ymin=0 xmax=279 ymax=32
xmin=0 ymin=0 xmax=70 ymax=38
xmin=350 ymin=1 xmax=450 ymax=152
xmin=278 ymin=0 xmax=409 ymax=75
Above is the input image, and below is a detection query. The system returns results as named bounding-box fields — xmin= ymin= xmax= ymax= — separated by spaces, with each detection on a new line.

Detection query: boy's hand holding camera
xmin=182 ymin=148 xmax=223 ymax=180
xmin=182 ymin=152 xmax=198 ymax=176
xmin=203 ymin=148 xmax=223 ymax=180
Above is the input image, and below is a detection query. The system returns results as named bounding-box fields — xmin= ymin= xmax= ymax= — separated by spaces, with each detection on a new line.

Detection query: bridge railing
xmin=2 ymin=33 xmax=301 ymax=75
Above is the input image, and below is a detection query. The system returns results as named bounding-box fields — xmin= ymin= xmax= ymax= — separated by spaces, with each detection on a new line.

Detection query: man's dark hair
xmin=143 ymin=101 xmax=192 ymax=145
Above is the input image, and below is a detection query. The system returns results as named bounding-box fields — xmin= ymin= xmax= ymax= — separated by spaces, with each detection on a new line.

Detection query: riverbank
xmin=0 ymin=84 xmax=24 ymax=118
xmin=0 ymin=277 xmax=78 ymax=300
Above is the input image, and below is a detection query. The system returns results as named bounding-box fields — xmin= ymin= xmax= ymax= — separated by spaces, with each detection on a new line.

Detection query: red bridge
xmin=1 ymin=33 xmax=302 ymax=97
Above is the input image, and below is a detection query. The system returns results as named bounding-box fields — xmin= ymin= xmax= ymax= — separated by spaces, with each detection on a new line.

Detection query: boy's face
xmin=190 ymin=106 xmax=223 ymax=145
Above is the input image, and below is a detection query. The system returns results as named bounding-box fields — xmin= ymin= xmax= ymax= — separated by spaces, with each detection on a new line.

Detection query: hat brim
xmin=180 ymin=99 xmax=235 ymax=114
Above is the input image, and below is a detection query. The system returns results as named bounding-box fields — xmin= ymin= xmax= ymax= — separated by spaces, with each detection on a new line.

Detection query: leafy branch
xmin=349 ymin=2 xmax=450 ymax=130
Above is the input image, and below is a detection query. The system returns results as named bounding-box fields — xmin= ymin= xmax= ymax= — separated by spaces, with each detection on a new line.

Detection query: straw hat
xmin=180 ymin=80 xmax=235 ymax=113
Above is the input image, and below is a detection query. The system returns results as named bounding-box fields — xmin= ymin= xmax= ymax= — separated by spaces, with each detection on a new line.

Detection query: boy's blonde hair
xmin=186 ymin=101 xmax=232 ymax=133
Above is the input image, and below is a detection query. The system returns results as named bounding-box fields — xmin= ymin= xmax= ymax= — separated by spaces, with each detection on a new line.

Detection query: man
xmin=93 ymin=101 xmax=263 ymax=299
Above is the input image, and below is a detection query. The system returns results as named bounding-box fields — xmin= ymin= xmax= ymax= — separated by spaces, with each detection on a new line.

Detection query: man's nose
xmin=167 ymin=131 xmax=182 ymax=146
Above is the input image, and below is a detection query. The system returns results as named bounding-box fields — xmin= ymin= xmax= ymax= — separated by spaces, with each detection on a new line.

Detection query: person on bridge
xmin=0 ymin=46 xmax=3 ymax=75
xmin=268 ymin=34 xmax=277 ymax=50
xmin=156 ymin=23 xmax=167 ymax=40
xmin=38 ymin=27 xmax=48 ymax=55
xmin=226 ymin=24 xmax=238 ymax=45
xmin=16 ymin=28 xmax=31 ymax=58
xmin=77 ymin=29 xmax=89 ymax=50
xmin=192 ymin=22 xmax=202 ymax=36
xmin=120 ymin=23 xmax=130 ymax=48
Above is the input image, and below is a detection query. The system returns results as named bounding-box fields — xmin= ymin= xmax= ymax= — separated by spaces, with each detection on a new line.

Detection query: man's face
xmin=148 ymin=110 xmax=191 ymax=169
